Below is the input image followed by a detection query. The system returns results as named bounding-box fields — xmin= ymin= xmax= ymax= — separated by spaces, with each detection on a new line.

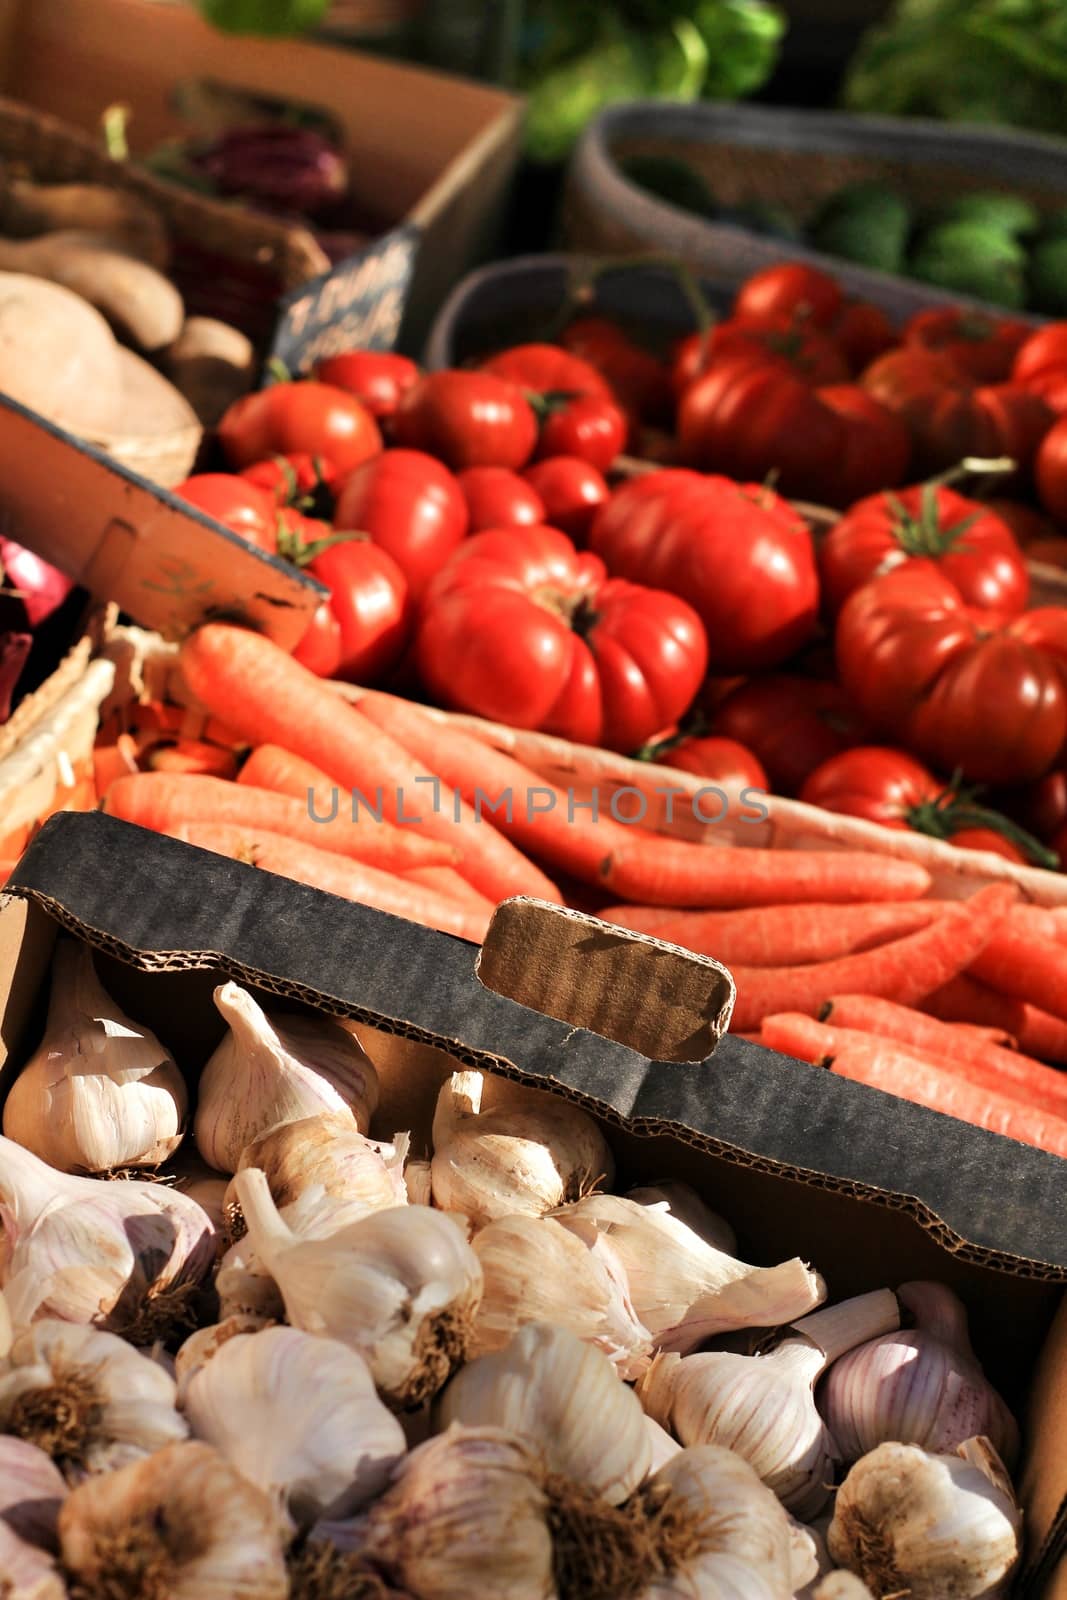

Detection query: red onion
xmin=189 ymin=126 xmax=349 ymax=219
xmin=816 ymin=1280 xmax=1019 ymax=1468
xmin=0 ymin=539 xmax=74 ymax=629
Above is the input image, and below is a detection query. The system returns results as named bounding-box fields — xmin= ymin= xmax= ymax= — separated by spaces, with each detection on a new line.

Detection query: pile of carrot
xmin=93 ymin=620 xmax=1067 ymax=1163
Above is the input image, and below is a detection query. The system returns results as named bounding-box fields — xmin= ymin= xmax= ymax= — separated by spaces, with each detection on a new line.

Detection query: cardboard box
xmin=0 ymin=0 xmax=523 ymax=351
xmin=2 ymin=807 xmax=1065 ymax=1593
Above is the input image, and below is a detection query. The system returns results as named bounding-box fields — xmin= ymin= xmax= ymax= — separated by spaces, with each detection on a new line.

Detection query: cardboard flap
xmin=0 ymin=396 xmax=322 ymax=646
xmin=478 ymin=898 xmax=734 ymax=1061
xmin=8 ymin=811 xmax=1067 ymax=1279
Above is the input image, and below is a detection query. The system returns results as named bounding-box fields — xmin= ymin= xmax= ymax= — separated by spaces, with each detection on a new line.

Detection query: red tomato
xmin=733 ymin=263 xmax=844 ymax=330
xmin=174 ymin=474 xmax=279 ymax=555
xmin=1013 ymin=324 xmax=1067 ymax=385
xmin=560 ymin=318 xmax=673 ymax=423
xmin=1005 ymin=757 xmax=1067 ymax=842
xmin=818 ymin=386 xmax=912 ymax=506
xmin=710 ymin=676 xmax=869 ymax=795
xmin=479 ymin=343 xmax=613 ymax=401
xmin=315 ymin=351 xmax=419 ymax=420
xmin=291 ymin=599 xmax=343 ymax=678
xmin=1035 ymin=415 xmax=1067 ymax=525
xmin=393 ymin=371 xmax=538 ymax=471
xmin=333 ymin=450 xmax=468 ymax=604
xmin=947 ymin=827 xmax=1028 ymax=863
xmin=218 ymin=381 xmax=382 ymax=476
xmin=415 ymin=525 xmax=708 ymax=751
xmin=536 ymin=395 xmax=628 ymax=471
xmin=677 ymin=355 xmax=847 ymax=503
xmin=299 ymin=532 xmax=410 ymax=684
xmin=240 ymin=453 xmax=338 ymax=507
xmin=862 ymin=349 xmax=1053 ymax=480
xmin=832 ymin=300 xmax=896 ymax=373
xmin=904 ymin=308 xmax=1030 ymax=384
xmin=589 ymin=469 xmax=819 ymax=673
xmin=835 ymin=560 xmax=1067 ymax=782
xmin=799 ymin=746 xmax=941 ymax=828
xmin=819 ymin=484 xmax=1028 ymax=616
xmin=672 ymin=316 xmax=850 ymax=392
xmin=523 ymin=457 xmax=609 ymax=544
xmin=457 ymin=466 xmax=544 ymax=532
xmin=662 ymin=734 xmax=768 ymax=790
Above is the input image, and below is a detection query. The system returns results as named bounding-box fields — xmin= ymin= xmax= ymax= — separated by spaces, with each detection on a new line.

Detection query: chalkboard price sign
xmin=269 ymin=224 xmax=419 ymax=375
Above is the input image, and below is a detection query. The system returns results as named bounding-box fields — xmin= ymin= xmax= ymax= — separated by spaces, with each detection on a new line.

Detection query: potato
xmin=163 ymin=316 xmax=256 ymax=426
xmin=0 ymin=271 xmax=122 ymax=433
xmin=0 ymin=232 xmax=184 ymax=351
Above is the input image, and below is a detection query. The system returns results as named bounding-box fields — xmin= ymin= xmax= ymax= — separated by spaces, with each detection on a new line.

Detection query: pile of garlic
xmin=0 ymin=947 xmax=1029 ymax=1600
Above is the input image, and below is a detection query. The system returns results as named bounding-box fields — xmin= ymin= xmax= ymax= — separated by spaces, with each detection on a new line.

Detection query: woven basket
xmin=0 ymin=93 xmax=329 ymax=345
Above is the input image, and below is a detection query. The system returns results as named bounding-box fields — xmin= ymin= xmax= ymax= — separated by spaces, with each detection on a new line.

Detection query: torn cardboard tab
xmin=0 ymin=395 xmax=323 ymax=647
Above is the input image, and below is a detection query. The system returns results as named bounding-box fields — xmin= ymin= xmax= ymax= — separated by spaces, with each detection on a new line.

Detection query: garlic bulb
xmin=469 ymin=1213 xmax=652 ymax=1378
xmin=234 ymin=1169 xmax=483 ymax=1407
xmin=438 ymin=1322 xmax=650 ymax=1503
xmin=341 ymin=1424 xmax=555 ymax=1600
xmin=818 ymin=1280 xmax=1019 ymax=1468
xmin=215 ymin=1236 xmax=286 ymax=1322
xmin=2 ymin=941 xmax=187 ymax=1173
xmin=0 ymin=1320 xmax=186 ymax=1477
xmin=430 ymin=1069 xmax=613 ymax=1228
xmin=184 ymin=1326 xmax=406 ymax=1529
xmin=827 ymin=1437 xmax=1021 ymax=1599
xmin=228 ymin=1112 xmax=408 ymax=1221
xmin=0 ymin=1436 xmax=67 ymax=1548
xmin=814 ymin=1577 xmax=876 ymax=1599
xmin=789 ymin=1516 xmax=831 ymax=1597
xmin=640 ymin=1291 xmax=901 ymax=1518
xmin=0 ymin=1520 xmax=67 ymax=1600
xmin=628 ymin=1181 xmax=738 ymax=1254
xmin=174 ymin=1314 xmax=274 ymax=1398
xmin=58 ymin=1440 xmax=289 ymax=1599
xmin=644 ymin=1415 xmax=682 ymax=1475
xmin=0 ymin=1287 xmax=11 ymax=1358
xmin=166 ymin=1145 xmax=232 ymax=1238
xmin=405 ymin=1157 xmax=433 ymax=1206
xmin=554 ymin=1192 xmax=825 ymax=1350
xmin=195 ymin=984 xmax=379 ymax=1173
xmin=0 ymin=1137 xmax=215 ymax=1336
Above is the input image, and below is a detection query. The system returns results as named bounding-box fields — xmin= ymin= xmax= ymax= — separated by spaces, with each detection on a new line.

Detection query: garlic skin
xmin=0 ymin=1520 xmax=67 ymax=1600
xmin=818 ymin=1281 xmax=1019 ymax=1469
xmin=345 ymin=1424 xmax=556 ymax=1600
xmin=2 ymin=941 xmax=187 ymax=1173
xmin=0 ymin=1320 xmax=187 ymax=1477
xmin=0 ymin=1137 xmax=216 ymax=1334
xmin=789 ymin=1516 xmax=831 ymax=1597
xmin=430 ymin=1069 xmax=613 ymax=1229
xmin=195 ymin=984 xmax=379 ymax=1173
xmin=0 ymin=1287 xmax=11 ymax=1358
xmin=438 ymin=1321 xmax=650 ymax=1503
xmin=0 ymin=1436 xmax=67 ymax=1549
xmin=644 ymin=1415 xmax=682 ymax=1475
xmin=469 ymin=1213 xmax=652 ymax=1378
xmin=215 ymin=1237 xmax=286 ymax=1323
xmin=639 ymin=1291 xmax=901 ymax=1519
xmin=234 ymin=1169 xmax=483 ymax=1407
xmin=58 ymin=1439 xmax=289 ymax=1599
xmin=554 ymin=1192 xmax=825 ymax=1351
xmin=183 ymin=1326 xmax=406 ymax=1529
xmin=827 ymin=1437 xmax=1021 ymax=1599
xmin=229 ymin=1112 xmax=409 ymax=1218
xmin=404 ymin=1157 xmax=433 ymax=1207
xmin=628 ymin=1182 xmax=738 ymax=1254
xmin=174 ymin=1314 xmax=274 ymax=1399
xmin=814 ymin=1577 xmax=876 ymax=1600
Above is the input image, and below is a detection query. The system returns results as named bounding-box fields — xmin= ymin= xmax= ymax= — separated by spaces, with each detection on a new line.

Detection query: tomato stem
xmin=904 ymin=777 xmax=1058 ymax=869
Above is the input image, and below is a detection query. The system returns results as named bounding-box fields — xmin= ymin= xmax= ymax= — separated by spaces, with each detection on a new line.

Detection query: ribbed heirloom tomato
xmin=415 ymin=525 xmax=708 ymax=752
xmin=218 ymin=381 xmax=382 ymax=476
xmin=904 ymin=309 xmax=1029 ymax=384
xmin=709 ymin=676 xmax=869 ymax=795
xmin=835 ymin=561 xmax=1067 ymax=783
xmin=819 ymin=484 xmax=1029 ymax=616
xmin=589 ymin=469 xmax=819 ymax=673
xmin=333 ymin=449 xmax=468 ymax=603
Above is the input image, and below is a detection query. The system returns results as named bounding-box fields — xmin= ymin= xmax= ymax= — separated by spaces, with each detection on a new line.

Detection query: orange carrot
xmin=402 ymin=866 xmax=496 ymax=916
xmin=103 ymin=771 xmax=456 ymax=874
xmin=179 ymin=625 xmax=559 ymax=906
xmin=147 ymin=740 xmax=239 ymax=780
xmin=969 ymin=924 xmax=1067 ymax=1023
xmin=601 ymin=901 xmax=945 ymax=964
xmin=760 ymin=1012 xmax=1067 ymax=1158
xmin=818 ymin=996 xmax=1067 ymax=1115
xmin=168 ymin=822 xmax=490 ymax=942
xmin=922 ymin=976 xmax=1067 ymax=1065
xmin=728 ymin=884 xmax=1016 ymax=1032
xmin=356 ymin=690 xmax=932 ymax=907
xmin=239 ymin=745 xmax=342 ymax=801
xmin=595 ymin=904 xmax=679 ymax=936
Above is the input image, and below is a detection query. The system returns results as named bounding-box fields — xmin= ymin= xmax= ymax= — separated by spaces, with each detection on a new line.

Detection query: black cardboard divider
xmin=269 ymin=226 xmax=420 ymax=376
xmin=7 ymin=810 xmax=1067 ymax=1278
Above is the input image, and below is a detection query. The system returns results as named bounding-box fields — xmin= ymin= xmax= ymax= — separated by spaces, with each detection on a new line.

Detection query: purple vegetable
xmin=0 ymin=539 xmax=74 ymax=629
xmin=0 ymin=633 xmax=31 ymax=723
xmin=189 ymin=124 xmax=349 ymax=218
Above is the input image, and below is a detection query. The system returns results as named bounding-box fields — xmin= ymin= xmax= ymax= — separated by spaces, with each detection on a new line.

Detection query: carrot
xmin=950 ymin=1023 xmax=1018 ymax=1048
xmin=92 ymin=733 xmax=140 ymax=794
xmin=727 ymin=884 xmax=1016 ymax=1032
xmin=922 ymin=976 xmax=1067 ymax=1065
xmin=103 ymin=771 xmax=455 ymax=874
xmin=402 ymin=866 xmax=496 ymax=917
xmin=167 ymin=822 xmax=490 ymax=943
xmin=1006 ymin=904 xmax=1067 ymax=944
xmin=969 ymin=924 xmax=1067 ymax=1023
xmin=596 ymin=904 xmax=679 ymax=936
xmin=147 ymin=740 xmax=239 ymax=780
xmin=356 ymin=690 xmax=932 ymax=906
xmin=760 ymin=1012 xmax=1067 ymax=1159
xmin=818 ymin=996 xmax=1067 ymax=1116
xmin=603 ymin=901 xmax=945 ymax=965
xmin=179 ymin=626 xmax=559 ymax=906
